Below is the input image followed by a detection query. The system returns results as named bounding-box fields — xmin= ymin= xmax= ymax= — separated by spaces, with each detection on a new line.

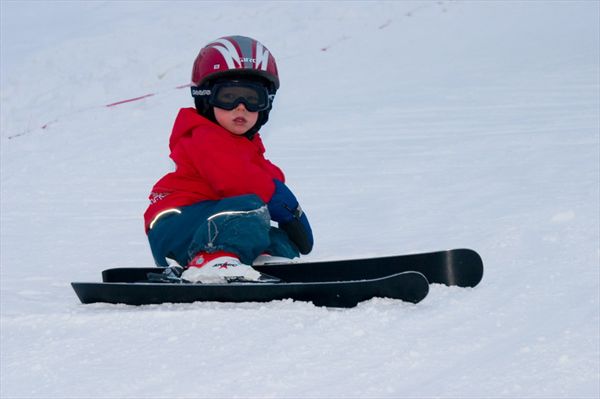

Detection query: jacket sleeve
xmin=263 ymin=159 xmax=285 ymax=183
xmin=188 ymin=130 xmax=277 ymax=203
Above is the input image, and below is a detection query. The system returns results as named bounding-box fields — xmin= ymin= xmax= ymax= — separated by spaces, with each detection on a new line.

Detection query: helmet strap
xmin=244 ymin=109 xmax=270 ymax=140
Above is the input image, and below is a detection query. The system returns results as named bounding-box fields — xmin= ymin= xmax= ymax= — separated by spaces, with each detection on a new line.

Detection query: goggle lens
xmin=209 ymin=82 xmax=270 ymax=112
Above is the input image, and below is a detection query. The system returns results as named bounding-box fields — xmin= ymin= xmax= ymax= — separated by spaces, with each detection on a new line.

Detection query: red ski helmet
xmin=191 ymin=35 xmax=279 ymax=91
xmin=190 ymin=35 xmax=279 ymax=138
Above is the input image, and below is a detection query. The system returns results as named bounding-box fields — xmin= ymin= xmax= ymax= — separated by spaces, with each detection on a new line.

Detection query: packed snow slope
xmin=1 ymin=1 xmax=599 ymax=398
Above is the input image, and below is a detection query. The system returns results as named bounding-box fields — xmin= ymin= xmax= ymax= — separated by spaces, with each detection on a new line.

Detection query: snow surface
xmin=1 ymin=1 xmax=599 ymax=397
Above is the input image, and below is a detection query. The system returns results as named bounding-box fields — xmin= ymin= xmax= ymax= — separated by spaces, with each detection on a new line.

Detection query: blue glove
xmin=268 ymin=180 xmax=313 ymax=254
xmin=268 ymin=180 xmax=299 ymax=224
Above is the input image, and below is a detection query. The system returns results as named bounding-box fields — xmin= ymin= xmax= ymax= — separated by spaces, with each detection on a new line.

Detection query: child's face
xmin=214 ymin=104 xmax=259 ymax=136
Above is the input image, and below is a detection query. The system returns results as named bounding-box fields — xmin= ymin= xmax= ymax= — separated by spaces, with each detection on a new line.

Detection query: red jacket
xmin=143 ymin=108 xmax=285 ymax=232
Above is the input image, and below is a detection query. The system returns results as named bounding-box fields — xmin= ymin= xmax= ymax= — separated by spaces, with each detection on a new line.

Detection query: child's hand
xmin=268 ymin=180 xmax=313 ymax=254
xmin=268 ymin=180 xmax=300 ymax=224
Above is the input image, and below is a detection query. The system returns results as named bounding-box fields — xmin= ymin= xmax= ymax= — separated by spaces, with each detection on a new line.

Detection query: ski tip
xmin=377 ymin=271 xmax=429 ymax=304
xmin=453 ymin=249 xmax=484 ymax=287
xmin=405 ymin=271 xmax=430 ymax=304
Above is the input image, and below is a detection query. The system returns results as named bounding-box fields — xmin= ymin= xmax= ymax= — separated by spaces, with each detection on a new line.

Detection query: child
xmin=143 ymin=35 xmax=313 ymax=283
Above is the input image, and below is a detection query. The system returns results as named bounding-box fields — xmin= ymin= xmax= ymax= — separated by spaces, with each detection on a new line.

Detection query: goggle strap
xmin=190 ymin=86 xmax=211 ymax=98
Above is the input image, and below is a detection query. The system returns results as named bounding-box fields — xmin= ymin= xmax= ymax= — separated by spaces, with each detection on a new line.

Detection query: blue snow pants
xmin=147 ymin=194 xmax=300 ymax=267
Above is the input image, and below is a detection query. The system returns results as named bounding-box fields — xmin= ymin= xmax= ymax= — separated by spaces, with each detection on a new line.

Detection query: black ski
xmin=71 ymin=271 xmax=429 ymax=308
xmin=100 ymin=248 xmax=483 ymax=287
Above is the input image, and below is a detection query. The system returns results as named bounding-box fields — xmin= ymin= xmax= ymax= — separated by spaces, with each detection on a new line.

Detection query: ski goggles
xmin=191 ymin=81 xmax=272 ymax=112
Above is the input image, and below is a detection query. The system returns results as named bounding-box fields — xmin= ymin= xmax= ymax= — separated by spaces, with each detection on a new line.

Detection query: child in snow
xmin=143 ymin=35 xmax=313 ymax=283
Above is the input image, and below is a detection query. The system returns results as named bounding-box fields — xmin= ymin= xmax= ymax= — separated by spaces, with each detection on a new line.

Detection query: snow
xmin=1 ymin=1 xmax=599 ymax=397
